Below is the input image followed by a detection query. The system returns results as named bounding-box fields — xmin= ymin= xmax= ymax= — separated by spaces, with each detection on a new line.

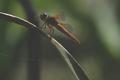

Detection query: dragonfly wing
xmin=52 ymin=12 xmax=65 ymax=21
xmin=59 ymin=23 xmax=73 ymax=32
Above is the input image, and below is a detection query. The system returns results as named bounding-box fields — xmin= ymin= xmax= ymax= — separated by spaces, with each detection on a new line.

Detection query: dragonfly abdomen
xmin=55 ymin=24 xmax=80 ymax=45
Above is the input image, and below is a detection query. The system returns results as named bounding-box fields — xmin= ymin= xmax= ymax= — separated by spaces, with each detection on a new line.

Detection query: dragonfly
xmin=40 ymin=13 xmax=80 ymax=45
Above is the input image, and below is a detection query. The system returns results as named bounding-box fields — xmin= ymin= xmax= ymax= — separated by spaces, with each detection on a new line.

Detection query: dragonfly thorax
xmin=40 ymin=13 xmax=48 ymax=21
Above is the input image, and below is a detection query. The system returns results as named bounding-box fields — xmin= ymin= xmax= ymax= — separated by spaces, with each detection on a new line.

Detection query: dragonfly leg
xmin=41 ymin=22 xmax=47 ymax=30
xmin=47 ymin=24 xmax=54 ymax=37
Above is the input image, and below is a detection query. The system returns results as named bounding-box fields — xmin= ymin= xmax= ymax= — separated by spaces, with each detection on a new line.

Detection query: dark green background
xmin=0 ymin=0 xmax=120 ymax=80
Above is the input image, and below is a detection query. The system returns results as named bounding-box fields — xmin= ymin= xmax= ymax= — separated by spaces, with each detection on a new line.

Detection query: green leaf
xmin=51 ymin=38 xmax=89 ymax=80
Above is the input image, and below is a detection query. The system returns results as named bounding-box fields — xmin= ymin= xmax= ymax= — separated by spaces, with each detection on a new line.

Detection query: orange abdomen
xmin=55 ymin=24 xmax=80 ymax=45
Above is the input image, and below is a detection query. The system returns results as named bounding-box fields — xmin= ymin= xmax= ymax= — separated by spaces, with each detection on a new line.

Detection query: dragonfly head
xmin=40 ymin=13 xmax=48 ymax=21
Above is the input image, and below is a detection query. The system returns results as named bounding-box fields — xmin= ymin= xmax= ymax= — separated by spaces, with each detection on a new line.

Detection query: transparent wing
xmin=59 ymin=23 xmax=73 ymax=32
xmin=52 ymin=12 xmax=65 ymax=21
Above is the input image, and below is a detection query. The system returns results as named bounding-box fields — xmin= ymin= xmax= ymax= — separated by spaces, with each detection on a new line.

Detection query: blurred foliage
xmin=0 ymin=0 xmax=120 ymax=80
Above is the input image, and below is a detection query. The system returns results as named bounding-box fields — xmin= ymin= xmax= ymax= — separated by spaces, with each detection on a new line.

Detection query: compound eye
xmin=40 ymin=13 xmax=48 ymax=21
xmin=43 ymin=13 xmax=48 ymax=17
